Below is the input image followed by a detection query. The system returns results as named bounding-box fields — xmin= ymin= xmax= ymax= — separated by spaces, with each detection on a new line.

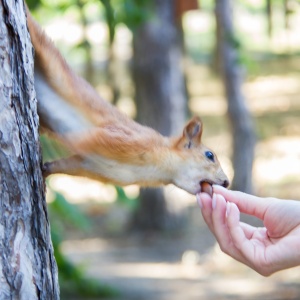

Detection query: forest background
xmin=28 ymin=0 xmax=300 ymax=299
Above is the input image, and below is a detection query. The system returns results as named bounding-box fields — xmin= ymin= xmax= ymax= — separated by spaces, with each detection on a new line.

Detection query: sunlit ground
xmin=42 ymin=6 xmax=300 ymax=300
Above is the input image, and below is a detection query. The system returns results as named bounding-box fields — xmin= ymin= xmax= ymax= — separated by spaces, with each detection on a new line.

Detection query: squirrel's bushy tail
xmin=26 ymin=7 xmax=114 ymax=124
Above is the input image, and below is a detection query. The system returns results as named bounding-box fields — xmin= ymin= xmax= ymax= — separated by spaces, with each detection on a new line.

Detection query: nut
xmin=201 ymin=182 xmax=213 ymax=197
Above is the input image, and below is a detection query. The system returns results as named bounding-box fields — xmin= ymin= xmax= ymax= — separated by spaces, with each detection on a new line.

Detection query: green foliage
xmin=40 ymin=0 xmax=77 ymax=11
xmin=99 ymin=0 xmax=152 ymax=43
xmin=225 ymin=32 xmax=258 ymax=73
xmin=115 ymin=186 xmax=138 ymax=211
xmin=116 ymin=0 xmax=152 ymax=30
xmin=199 ymin=0 xmax=215 ymax=11
xmin=48 ymin=188 xmax=91 ymax=231
xmin=237 ymin=0 xmax=265 ymax=13
xmin=99 ymin=0 xmax=116 ymax=44
xmin=26 ymin=0 xmax=42 ymax=10
xmin=55 ymin=242 xmax=118 ymax=299
xmin=48 ymin=186 xmax=118 ymax=298
xmin=53 ymin=229 xmax=118 ymax=298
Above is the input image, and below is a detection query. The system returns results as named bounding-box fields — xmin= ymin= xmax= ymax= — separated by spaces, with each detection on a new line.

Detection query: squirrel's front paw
xmin=42 ymin=162 xmax=52 ymax=178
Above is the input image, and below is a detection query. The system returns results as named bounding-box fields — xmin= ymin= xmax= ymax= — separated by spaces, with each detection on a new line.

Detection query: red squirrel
xmin=26 ymin=9 xmax=229 ymax=195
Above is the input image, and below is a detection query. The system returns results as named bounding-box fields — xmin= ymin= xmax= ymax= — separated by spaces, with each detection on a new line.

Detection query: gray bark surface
xmin=0 ymin=1 xmax=59 ymax=299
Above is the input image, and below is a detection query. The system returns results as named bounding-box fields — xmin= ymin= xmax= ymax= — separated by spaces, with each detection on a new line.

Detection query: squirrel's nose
xmin=222 ymin=180 xmax=229 ymax=188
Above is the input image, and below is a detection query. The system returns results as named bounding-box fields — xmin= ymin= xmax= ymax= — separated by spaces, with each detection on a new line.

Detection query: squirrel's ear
xmin=176 ymin=117 xmax=203 ymax=149
xmin=183 ymin=117 xmax=203 ymax=146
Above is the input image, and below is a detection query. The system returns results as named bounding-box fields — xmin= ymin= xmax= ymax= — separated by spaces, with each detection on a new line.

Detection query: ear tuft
xmin=183 ymin=116 xmax=203 ymax=147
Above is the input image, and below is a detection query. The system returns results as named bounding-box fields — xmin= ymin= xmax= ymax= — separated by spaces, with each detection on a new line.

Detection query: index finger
xmin=212 ymin=185 xmax=276 ymax=221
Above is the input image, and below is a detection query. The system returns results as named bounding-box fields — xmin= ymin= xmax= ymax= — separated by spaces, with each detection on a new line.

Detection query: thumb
xmin=212 ymin=185 xmax=274 ymax=220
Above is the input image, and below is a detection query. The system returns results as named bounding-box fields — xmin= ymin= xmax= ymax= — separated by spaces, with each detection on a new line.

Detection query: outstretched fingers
xmin=211 ymin=195 xmax=247 ymax=263
xmin=226 ymin=202 xmax=251 ymax=251
xmin=199 ymin=192 xmax=251 ymax=265
xmin=225 ymin=201 xmax=273 ymax=274
xmin=212 ymin=185 xmax=273 ymax=220
xmin=198 ymin=192 xmax=214 ymax=232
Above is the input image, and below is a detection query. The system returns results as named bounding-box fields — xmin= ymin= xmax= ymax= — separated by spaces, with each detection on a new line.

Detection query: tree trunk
xmin=0 ymin=1 xmax=59 ymax=299
xmin=132 ymin=0 xmax=187 ymax=231
xmin=215 ymin=0 xmax=256 ymax=193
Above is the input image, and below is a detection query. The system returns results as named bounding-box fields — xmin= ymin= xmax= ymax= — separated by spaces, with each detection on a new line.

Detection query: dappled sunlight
xmin=246 ymin=75 xmax=300 ymax=99
xmin=113 ymin=25 xmax=133 ymax=60
xmin=61 ymin=237 xmax=300 ymax=299
xmin=44 ymin=17 xmax=132 ymax=63
xmin=62 ymin=238 xmax=111 ymax=254
xmin=48 ymin=175 xmax=142 ymax=205
xmin=85 ymin=22 xmax=108 ymax=45
xmin=254 ymin=137 xmax=300 ymax=189
xmin=183 ymin=11 xmax=213 ymax=33
xmin=48 ymin=175 xmax=117 ymax=204
xmin=61 ymin=238 xmax=208 ymax=281
xmin=245 ymin=75 xmax=300 ymax=114
xmin=45 ymin=19 xmax=83 ymax=46
xmin=116 ymin=96 xmax=137 ymax=118
xmin=255 ymin=155 xmax=300 ymax=184
xmin=189 ymin=96 xmax=227 ymax=116
xmin=89 ymin=262 xmax=206 ymax=280
xmin=123 ymin=184 xmax=140 ymax=199
xmin=164 ymin=185 xmax=195 ymax=207
xmin=187 ymin=67 xmax=222 ymax=97
xmin=207 ymin=278 xmax=276 ymax=297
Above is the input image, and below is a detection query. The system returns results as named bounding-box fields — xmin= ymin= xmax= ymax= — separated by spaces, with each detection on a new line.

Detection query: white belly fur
xmin=82 ymin=154 xmax=168 ymax=185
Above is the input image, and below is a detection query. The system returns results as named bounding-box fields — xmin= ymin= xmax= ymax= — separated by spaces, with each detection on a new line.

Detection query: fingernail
xmin=212 ymin=184 xmax=227 ymax=191
xmin=225 ymin=202 xmax=231 ymax=218
xmin=196 ymin=193 xmax=202 ymax=208
xmin=212 ymin=193 xmax=217 ymax=210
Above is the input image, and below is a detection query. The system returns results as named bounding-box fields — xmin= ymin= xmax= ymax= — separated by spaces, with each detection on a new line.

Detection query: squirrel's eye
xmin=205 ymin=151 xmax=214 ymax=162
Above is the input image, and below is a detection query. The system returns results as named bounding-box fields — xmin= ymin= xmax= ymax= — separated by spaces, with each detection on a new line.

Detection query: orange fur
xmin=26 ymin=8 xmax=229 ymax=194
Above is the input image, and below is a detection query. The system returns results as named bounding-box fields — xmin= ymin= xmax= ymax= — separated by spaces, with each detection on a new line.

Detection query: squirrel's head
xmin=172 ymin=117 xmax=229 ymax=195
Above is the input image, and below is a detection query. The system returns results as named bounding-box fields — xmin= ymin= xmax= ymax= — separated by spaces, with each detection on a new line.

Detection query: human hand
xmin=197 ymin=186 xmax=300 ymax=276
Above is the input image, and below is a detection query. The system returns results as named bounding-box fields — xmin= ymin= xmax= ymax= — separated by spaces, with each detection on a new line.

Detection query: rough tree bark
xmin=0 ymin=1 xmax=59 ymax=299
xmin=215 ymin=0 xmax=256 ymax=193
xmin=132 ymin=0 xmax=188 ymax=231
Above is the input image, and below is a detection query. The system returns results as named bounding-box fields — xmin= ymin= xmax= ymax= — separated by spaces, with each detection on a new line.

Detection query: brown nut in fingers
xmin=201 ymin=182 xmax=213 ymax=197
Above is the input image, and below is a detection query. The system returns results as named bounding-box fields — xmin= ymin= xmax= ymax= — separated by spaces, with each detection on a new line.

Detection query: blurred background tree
xmin=215 ymin=0 xmax=256 ymax=193
xmin=131 ymin=0 xmax=189 ymax=231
